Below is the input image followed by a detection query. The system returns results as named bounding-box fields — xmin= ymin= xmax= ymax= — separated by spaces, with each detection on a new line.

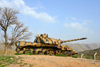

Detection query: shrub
xmin=55 ymin=54 xmax=68 ymax=57
xmin=72 ymin=55 xmax=78 ymax=58
xmin=14 ymin=53 xmax=23 ymax=55
xmin=24 ymin=52 xmax=33 ymax=55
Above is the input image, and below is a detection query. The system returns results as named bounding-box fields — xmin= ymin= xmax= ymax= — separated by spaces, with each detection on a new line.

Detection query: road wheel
xmin=23 ymin=48 xmax=31 ymax=54
xmin=47 ymin=49 xmax=55 ymax=55
xmin=16 ymin=48 xmax=23 ymax=53
xmin=63 ymin=50 xmax=72 ymax=56
xmin=56 ymin=50 xmax=62 ymax=54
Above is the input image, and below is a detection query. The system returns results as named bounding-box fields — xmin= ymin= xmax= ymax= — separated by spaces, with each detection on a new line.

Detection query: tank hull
xmin=15 ymin=41 xmax=77 ymax=56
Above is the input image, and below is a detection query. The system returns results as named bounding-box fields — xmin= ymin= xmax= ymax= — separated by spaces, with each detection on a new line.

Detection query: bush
xmin=24 ymin=52 xmax=33 ymax=55
xmin=55 ymin=54 xmax=68 ymax=57
xmin=14 ymin=53 xmax=23 ymax=55
xmin=85 ymin=56 xmax=93 ymax=59
xmin=72 ymin=55 xmax=78 ymax=58
xmin=15 ymin=52 xmax=33 ymax=55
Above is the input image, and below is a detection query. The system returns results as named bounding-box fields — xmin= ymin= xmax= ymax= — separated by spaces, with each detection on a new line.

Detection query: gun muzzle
xmin=80 ymin=37 xmax=87 ymax=40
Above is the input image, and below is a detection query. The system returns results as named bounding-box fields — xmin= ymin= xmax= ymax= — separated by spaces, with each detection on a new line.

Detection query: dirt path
xmin=7 ymin=55 xmax=100 ymax=67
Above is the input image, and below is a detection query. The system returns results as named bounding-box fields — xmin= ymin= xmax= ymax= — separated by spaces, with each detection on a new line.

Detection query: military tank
xmin=15 ymin=33 xmax=87 ymax=56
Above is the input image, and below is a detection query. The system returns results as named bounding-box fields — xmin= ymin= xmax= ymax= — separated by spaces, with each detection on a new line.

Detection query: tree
xmin=8 ymin=22 xmax=32 ymax=48
xmin=0 ymin=7 xmax=32 ymax=55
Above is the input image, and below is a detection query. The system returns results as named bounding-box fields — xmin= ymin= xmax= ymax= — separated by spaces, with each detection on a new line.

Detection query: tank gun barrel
xmin=61 ymin=37 xmax=87 ymax=43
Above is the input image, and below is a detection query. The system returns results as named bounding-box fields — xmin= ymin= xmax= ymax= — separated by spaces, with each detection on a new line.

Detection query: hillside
xmin=77 ymin=48 xmax=100 ymax=60
xmin=63 ymin=43 xmax=100 ymax=52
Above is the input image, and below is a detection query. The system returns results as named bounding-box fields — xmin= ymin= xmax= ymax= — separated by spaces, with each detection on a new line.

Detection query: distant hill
xmin=78 ymin=48 xmax=100 ymax=60
xmin=63 ymin=43 xmax=100 ymax=52
xmin=0 ymin=42 xmax=100 ymax=52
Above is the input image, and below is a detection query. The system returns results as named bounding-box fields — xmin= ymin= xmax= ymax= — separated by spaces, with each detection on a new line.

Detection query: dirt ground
xmin=7 ymin=55 xmax=100 ymax=67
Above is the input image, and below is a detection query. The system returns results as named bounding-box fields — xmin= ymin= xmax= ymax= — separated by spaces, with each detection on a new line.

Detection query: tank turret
xmin=34 ymin=34 xmax=87 ymax=45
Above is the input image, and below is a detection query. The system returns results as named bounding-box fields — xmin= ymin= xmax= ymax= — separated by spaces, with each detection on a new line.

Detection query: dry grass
xmin=0 ymin=50 xmax=16 ymax=55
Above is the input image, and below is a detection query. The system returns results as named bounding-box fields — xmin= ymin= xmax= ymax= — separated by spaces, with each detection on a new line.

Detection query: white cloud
xmin=71 ymin=17 xmax=76 ymax=21
xmin=64 ymin=22 xmax=88 ymax=32
xmin=82 ymin=20 xmax=92 ymax=25
xmin=64 ymin=17 xmax=93 ymax=32
xmin=0 ymin=0 xmax=55 ymax=23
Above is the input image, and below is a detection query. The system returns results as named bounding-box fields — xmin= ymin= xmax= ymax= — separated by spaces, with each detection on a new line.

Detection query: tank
xmin=15 ymin=33 xmax=87 ymax=56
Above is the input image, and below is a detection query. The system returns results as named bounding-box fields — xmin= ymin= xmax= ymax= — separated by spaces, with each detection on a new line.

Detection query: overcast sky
xmin=0 ymin=0 xmax=100 ymax=43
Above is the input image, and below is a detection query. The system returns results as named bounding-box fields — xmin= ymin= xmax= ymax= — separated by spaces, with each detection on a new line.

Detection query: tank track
xmin=16 ymin=46 xmax=73 ymax=56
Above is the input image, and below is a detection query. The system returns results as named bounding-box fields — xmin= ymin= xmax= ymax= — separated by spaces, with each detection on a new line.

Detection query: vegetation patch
xmin=55 ymin=54 xmax=78 ymax=58
xmin=55 ymin=54 xmax=68 ymax=57
xmin=15 ymin=52 xmax=33 ymax=55
xmin=0 ymin=55 xmax=30 ymax=67
xmin=24 ymin=52 xmax=33 ymax=55
xmin=15 ymin=52 xmax=79 ymax=58
xmin=14 ymin=53 xmax=23 ymax=55
xmin=0 ymin=55 xmax=18 ymax=67
xmin=72 ymin=55 xmax=78 ymax=58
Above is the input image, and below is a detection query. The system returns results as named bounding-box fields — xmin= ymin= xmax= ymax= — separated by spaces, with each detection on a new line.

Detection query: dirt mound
xmin=7 ymin=55 xmax=100 ymax=67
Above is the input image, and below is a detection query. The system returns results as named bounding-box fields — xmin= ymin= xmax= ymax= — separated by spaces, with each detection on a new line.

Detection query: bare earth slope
xmin=8 ymin=55 xmax=100 ymax=67
xmin=63 ymin=43 xmax=100 ymax=52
